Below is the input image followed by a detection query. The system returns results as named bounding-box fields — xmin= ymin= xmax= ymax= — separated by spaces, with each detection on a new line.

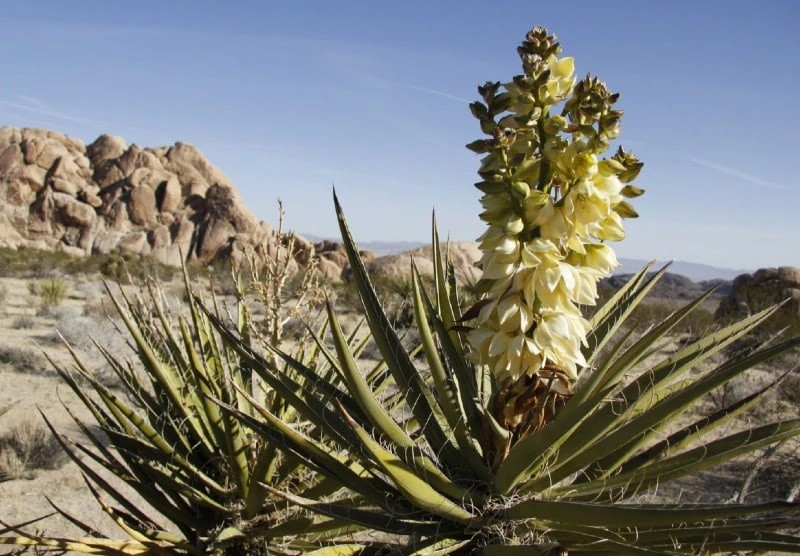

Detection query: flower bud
xmin=543 ymin=115 xmax=567 ymax=135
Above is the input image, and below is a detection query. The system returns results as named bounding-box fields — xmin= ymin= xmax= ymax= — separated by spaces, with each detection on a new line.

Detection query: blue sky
xmin=1 ymin=1 xmax=798 ymax=271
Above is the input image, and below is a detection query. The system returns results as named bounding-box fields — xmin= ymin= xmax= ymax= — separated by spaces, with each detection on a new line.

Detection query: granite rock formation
xmin=0 ymin=126 xmax=361 ymax=281
xmin=715 ymin=266 xmax=800 ymax=334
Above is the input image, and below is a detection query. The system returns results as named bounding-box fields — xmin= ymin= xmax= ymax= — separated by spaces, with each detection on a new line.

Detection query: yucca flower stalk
xmin=465 ymin=27 xmax=644 ymax=448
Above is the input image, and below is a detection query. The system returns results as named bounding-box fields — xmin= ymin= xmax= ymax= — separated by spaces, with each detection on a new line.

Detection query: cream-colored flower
xmin=532 ymin=309 xmax=588 ymax=379
xmin=544 ymin=56 xmax=575 ymax=102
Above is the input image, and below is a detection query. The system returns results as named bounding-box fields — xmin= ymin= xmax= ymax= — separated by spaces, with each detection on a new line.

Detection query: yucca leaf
xmin=619 ymin=302 xmax=787 ymax=410
xmin=263 ymin=485 xmax=450 ymax=536
xmin=199 ymin=300 xmax=370 ymax=445
xmin=319 ymin=298 xmax=472 ymax=499
xmin=334 ymin=191 xmax=459 ymax=466
xmin=584 ymin=263 xmax=661 ymax=359
xmin=245 ymin=439 xmax=282 ymax=517
xmin=45 ymin=495 xmax=105 ymax=537
xmin=416 ymin=276 xmax=490 ymax=478
xmin=505 ymin=498 xmax=800 ymax=527
xmin=431 ymin=215 xmax=467 ymax=352
xmin=65 ymin=359 xmax=227 ymax=497
xmin=480 ymin=544 xmax=571 ymax=555
xmin=40 ymin=413 xmax=201 ymax=537
xmin=104 ymin=283 xmax=215 ymax=457
xmin=557 ymin=417 xmax=800 ymax=498
xmin=339 ymin=403 xmax=475 ymax=524
xmin=0 ymin=514 xmax=56 ymax=537
xmin=408 ymin=536 xmax=472 ymax=555
xmin=547 ymin=336 xmax=800 ymax=488
xmin=520 ymin=303 xmax=794 ymax=494
xmin=84 ymin=480 xmax=198 ymax=552
xmin=212 ymin=392 xmax=389 ymax=504
xmin=623 ymin=523 xmax=800 ymax=545
xmin=586 ymin=285 xmax=718 ymax=397
xmin=0 ymin=533 xmax=157 ymax=555
xmin=586 ymin=338 xmax=800 ymax=479
xmin=323 ymin=299 xmax=415 ymax=448
xmin=305 ymin=544 xmax=366 ymax=555
xmin=412 ymin=264 xmax=488 ymax=478
xmin=618 ymin=372 xmax=785 ymax=472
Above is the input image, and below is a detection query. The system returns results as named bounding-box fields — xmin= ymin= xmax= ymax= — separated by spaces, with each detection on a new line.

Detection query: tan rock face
xmin=0 ymin=125 xmax=275 ymax=267
xmin=365 ymin=242 xmax=481 ymax=285
xmin=0 ymin=144 xmax=22 ymax=174
xmin=128 ymin=185 xmax=158 ymax=227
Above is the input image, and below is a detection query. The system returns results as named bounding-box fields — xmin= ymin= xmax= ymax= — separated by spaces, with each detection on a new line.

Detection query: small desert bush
xmin=10 ymin=315 xmax=35 ymax=329
xmin=631 ymin=301 xmax=715 ymax=339
xmin=98 ymin=250 xmax=177 ymax=283
xmin=779 ymin=371 xmax=800 ymax=407
xmin=0 ymin=346 xmax=45 ymax=372
xmin=0 ymin=246 xmax=178 ymax=282
xmin=0 ymin=419 xmax=68 ymax=480
xmin=38 ymin=277 xmax=69 ymax=308
xmin=0 ymin=283 xmax=7 ymax=307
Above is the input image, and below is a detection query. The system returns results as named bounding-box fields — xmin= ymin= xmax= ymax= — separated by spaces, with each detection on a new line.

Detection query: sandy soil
xmin=0 ymin=276 xmax=166 ymax=549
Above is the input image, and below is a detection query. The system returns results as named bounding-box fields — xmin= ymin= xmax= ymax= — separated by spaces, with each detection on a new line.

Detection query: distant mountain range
xmin=314 ymin=238 xmax=750 ymax=282
xmin=616 ymin=258 xmax=750 ymax=282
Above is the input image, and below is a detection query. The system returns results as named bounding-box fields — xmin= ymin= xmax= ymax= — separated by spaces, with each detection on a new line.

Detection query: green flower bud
xmin=512 ymin=180 xmax=530 ymax=195
xmin=544 ymin=115 xmax=567 ymax=135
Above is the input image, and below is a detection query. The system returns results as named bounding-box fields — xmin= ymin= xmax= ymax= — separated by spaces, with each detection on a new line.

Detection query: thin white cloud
xmin=687 ymin=156 xmax=788 ymax=190
xmin=407 ymin=85 xmax=470 ymax=104
xmin=0 ymin=95 xmax=97 ymax=127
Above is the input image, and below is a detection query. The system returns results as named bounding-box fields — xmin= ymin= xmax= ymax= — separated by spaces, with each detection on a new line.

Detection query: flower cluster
xmin=466 ymin=27 xmax=643 ymax=387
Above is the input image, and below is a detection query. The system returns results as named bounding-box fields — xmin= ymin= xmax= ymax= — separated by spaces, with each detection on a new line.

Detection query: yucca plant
xmin=191 ymin=27 xmax=800 ymax=553
xmin=0 ymin=268 xmax=356 ymax=555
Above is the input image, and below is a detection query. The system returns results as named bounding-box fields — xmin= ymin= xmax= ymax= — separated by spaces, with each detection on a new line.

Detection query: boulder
xmin=128 ymin=184 xmax=158 ymax=227
xmin=79 ymin=189 xmax=103 ymax=208
xmin=0 ymin=144 xmax=22 ymax=174
xmin=148 ymin=225 xmax=170 ymax=249
xmin=118 ymin=231 xmax=149 ymax=255
xmin=33 ymin=140 xmax=69 ymax=170
xmin=0 ymin=126 xmax=22 ymax=146
xmin=52 ymin=192 xmax=96 ymax=229
xmin=86 ymin=134 xmax=128 ymax=164
xmin=156 ymin=176 xmax=181 ymax=213
xmin=715 ymin=266 xmax=800 ymax=335
xmin=365 ymin=242 xmax=480 ymax=285
xmin=0 ymin=213 xmax=24 ymax=249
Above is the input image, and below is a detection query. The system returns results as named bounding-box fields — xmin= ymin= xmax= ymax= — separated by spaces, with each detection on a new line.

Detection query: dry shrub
xmin=0 ymin=419 xmax=67 ymax=480
xmin=11 ymin=315 xmax=36 ymax=330
xmin=0 ymin=346 xmax=45 ymax=372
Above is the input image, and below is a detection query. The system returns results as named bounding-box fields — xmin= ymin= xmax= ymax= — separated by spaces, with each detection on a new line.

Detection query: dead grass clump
xmin=10 ymin=315 xmax=36 ymax=330
xmin=39 ymin=277 xmax=69 ymax=309
xmin=0 ymin=346 xmax=46 ymax=372
xmin=0 ymin=419 xmax=68 ymax=480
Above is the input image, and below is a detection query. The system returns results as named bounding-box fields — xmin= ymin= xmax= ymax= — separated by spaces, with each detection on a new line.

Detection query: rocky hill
xmin=0 ymin=126 xmax=363 ymax=281
xmin=0 ymin=126 xmax=278 ymax=266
